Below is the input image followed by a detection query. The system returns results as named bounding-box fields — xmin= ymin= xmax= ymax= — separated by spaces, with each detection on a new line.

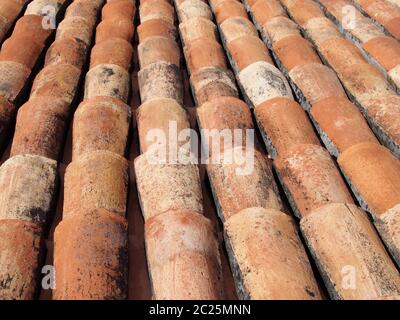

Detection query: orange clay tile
xmin=72 ymin=97 xmax=131 ymax=160
xmin=207 ymin=147 xmax=283 ymax=221
xmin=311 ymin=97 xmax=378 ymax=155
xmin=338 ymin=142 xmax=400 ymax=217
xmin=0 ymin=35 xmax=43 ymax=69
xmin=289 ymin=63 xmax=347 ymax=106
xmin=137 ymin=98 xmax=190 ymax=153
xmin=220 ymin=17 xmax=258 ymax=43
xmin=254 ymin=97 xmax=320 ymax=158
xmin=273 ymin=34 xmax=321 ymax=71
xmin=185 ymin=38 xmax=226 ymax=73
xmin=134 ymin=152 xmax=203 ymax=221
xmin=95 ymin=19 xmax=134 ymax=43
xmin=30 ymin=64 xmax=81 ymax=104
xmin=386 ymin=17 xmax=400 ymax=39
xmin=251 ymin=0 xmax=287 ymax=26
xmin=0 ymin=220 xmax=42 ymax=300
xmin=90 ymin=38 xmax=133 ymax=71
xmin=275 ymin=144 xmax=354 ymax=218
xmin=363 ymin=36 xmax=400 ymax=71
xmin=56 ymin=17 xmax=93 ymax=46
xmin=0 ymin=1 xmax=23 ymax=22
xmin=363 ymin=95 xmax=400 ymax=152
xmin=177 ymin=0 xmax=213 ymax=22
xmin=301 ymin=203 xmax=400 ymax=299
xmin=238 ymin=61 xmax=293 ymax=107
xmin=138 ymin=36 xmax=180 ymax=69
xmin=102 ymin=0 xmax=135 ymax=22
xmin=10 ymin=97 xmax=70 ymax=160
xmin=190 ymin=67 xmax=238 ymax=105
xmin=263 ymin=16 xmax=300 ymax=43
xmin=140 ymin=0 xmax=174 ymax=24
xmin=179 ymin=17 xmax=217 ymax=45
xmin=0 ymin=154 xmax=57 ymax=227
xmin=13 ymin=15 xmax=52 ymax=45
xmin=0 ymin=97 xmax=16 ymax=147
xmin=138 ymin=62 xmax=183 ymax=104
xmin=319 ymin=37 xmax=366 ymax=67
xmin=63 ymin=151 xmax=129 ymax=218
xmin=342 ymin=64 xmax=393 ymax=103
xmin=375 ymin=205 xmax=400 ymax=266
xmin=0 ymin=61 xmax=30 ymax=102
xmin=84 ymin=64 xmax=130 ymax=103
xmin=197 ymin=97 xmax=254 ymax=156
xmin=210 ymin=0 xmax=239 ymax=8
xmin=64 ymin=0 xmax=101 ymax=27
xmin=303 ymin=17 xmax=342 ymax=46
xmin=54 ymin=210 xmax=128 ymax=300
xmin=282 ymin=0 xmax=325 ymax=26
xmin=225 ymin=207 xmax=322 ymax=300
xmin=138 ymin=19 xmax=176 ymax=43
xmin=45 ymin=37 xmax=87 ymax=70
xmin=145 ymin=210 xmax=224 ymax=300
xmin=215 ymin=1 xmax=247 ymax=24
xmin=227 ymin=35 xmax=273 ymax=71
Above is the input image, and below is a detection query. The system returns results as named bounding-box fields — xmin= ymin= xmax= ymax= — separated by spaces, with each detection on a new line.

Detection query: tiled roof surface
xmin=0 ymin=0 xmax=399 ymax=300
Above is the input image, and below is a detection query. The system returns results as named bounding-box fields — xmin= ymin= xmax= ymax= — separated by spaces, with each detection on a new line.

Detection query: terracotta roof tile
xmin=263 ymin=16 xmax=300 ymax=43
xmin=138 ymin=18 xmax=176 ymax=43
xmin=220 ymin=16 xmax=258 ymax=43
xmin=225 ymin=207 xmax=321 ymax=299
xmin=138 ymin=61 xmax=183 ymax=104
xmin=197 ymin=97 xmax=254 ymax=156
xmin=84 ymin=63 xmax=130 ymax=103
xmin=289 ymin=63 xmax=347 ymax=106
xmin=338 ymin=142 xmax=400 ymax=217
xmin=255 ymin=97 xmax=320 ymax=158
xmin=303 ymin=17 xmax=342 ymax=45
xmin=96 ymin=19 xmax=134 ymax=43
xmin=56 ymin=16 xmax=92 ymax=46
xmin=179 ymin=17 xmax=217 ymax=45
xmin=90 ymin=38 xmax=133 ymax=70
xmin=363 ymin=36 xmax=400 ymax=71
xmin=282 ymin=0 xmax=325 ymax=26
xmin=251 ymin=0 xmax=287 ymax=25
xmin=190 ymin=67 xmax=238 ymax=105
xmin=0 ymin=61 xmax=30 ymax=101
xmin=11 ymin=97 xmax=70 ymax=160
xmin=135 ymin=153 xmax=203 ymax=221
xmin=301 ymin=203 xmax=400 ymax=299
xmin=215 ymin=0 xmax=247 ymax=24
xmin=138 ymin=36 xmax=180 ymax=68
xmin=0 ymin=97 xmax=16 ymax=149
xmin=185 ymin=38 xmax=227 ymax=73
xmin=0 ymin=220 xmax=41 ymax=300
xmin=177 ymin=0 xmax=213 ymax=22
xmin=54 ymin=209 xmax=128 ymax=300
xmin=311 ymin=97 xmax=379 ymax=156
xmin=45 ymin=37 xmax=87 ymax=69
xmin=102 ymin=0 xmax=136 ymax=21
xmin=145 ymin=210 xmax=224 ymax=299
xmin=30 ymin=63 xmax=81 ymax=104
xmin=140 ymin=0 xmax=174 ymax=24
xmin=275 ymin=144 xmax=354 ymax=218
xmin=207 ymin=147 xmax=283 ymax=221
xmin=63 ymin=151 xmax=129 ymax=218
xmin=238 ymin=61 xmax=293 ymax=108
xmin=137 ymin=98 xmax=190 ymax=153
xmin=72 ymin=97 xmax=131 ymax=160
xmin=273 ymin=34 xmax=321 ymax=71
xmin=0 ymin=154 xmax=57 ymax=227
